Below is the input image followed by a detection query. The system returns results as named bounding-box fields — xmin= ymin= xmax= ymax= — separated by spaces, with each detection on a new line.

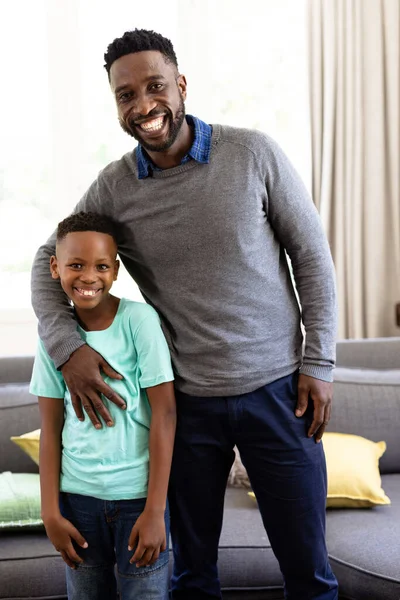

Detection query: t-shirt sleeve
xmin=133 ymin=310 xmax=174 ymax=389
xmin=29 ymin=338 xmax=66 ymax=399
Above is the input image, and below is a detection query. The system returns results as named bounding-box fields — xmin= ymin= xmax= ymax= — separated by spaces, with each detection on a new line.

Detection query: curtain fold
xmin=308 ymin=0 xmax=400 ymax=338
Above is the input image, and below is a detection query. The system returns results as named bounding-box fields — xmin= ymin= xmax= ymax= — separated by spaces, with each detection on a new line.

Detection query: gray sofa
xmin=1 ymin=338 xmax=400 ymax=599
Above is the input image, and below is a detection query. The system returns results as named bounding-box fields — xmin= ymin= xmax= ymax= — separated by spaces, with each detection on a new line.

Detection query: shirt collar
xmin=136 ymin=115 xmax=212 ymax=179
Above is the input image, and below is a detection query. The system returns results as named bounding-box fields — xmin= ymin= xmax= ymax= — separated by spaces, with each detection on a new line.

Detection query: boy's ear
xmin=50 ymin=255 xmax=60 ymax=279
xmin=113 ymin=259 xmax=120 ymax=281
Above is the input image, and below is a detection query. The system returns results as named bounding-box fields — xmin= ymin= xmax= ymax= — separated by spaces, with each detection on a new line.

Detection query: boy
xmin=30 ymin=211 xmax=176 ymax=600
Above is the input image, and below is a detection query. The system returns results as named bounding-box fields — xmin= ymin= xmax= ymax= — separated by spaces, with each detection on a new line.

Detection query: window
xmin=0 ymin=0 xmax=309 ymax=355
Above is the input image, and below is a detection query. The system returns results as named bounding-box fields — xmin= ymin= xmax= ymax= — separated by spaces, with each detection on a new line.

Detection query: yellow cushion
xmin=248 ymin=432 xmax=390 ymax=509
xmin=324 ymin=432 xmax=390 ymax=508
xmin=10 ymin=429 xmax=40 ymax=466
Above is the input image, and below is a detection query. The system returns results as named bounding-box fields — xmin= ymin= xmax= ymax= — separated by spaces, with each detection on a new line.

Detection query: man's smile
xmin=136 ymin=115 xmax=166 ymax=132
xmin=131 ymin=113 xmax=170 ymax=140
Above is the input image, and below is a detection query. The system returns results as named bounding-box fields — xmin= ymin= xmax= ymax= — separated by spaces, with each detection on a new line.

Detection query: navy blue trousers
xmin=168 ymin=372 xmax=338 ymax=600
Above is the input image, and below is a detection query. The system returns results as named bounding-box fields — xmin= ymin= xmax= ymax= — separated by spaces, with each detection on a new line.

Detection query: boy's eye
xmin=97 ymin=264 xmax=109 ymax=271
xmin=69 ymin=263 xmax=82 ymax=269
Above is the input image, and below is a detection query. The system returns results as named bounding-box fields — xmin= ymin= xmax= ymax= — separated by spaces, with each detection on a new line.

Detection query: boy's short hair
xmin=56 ymin=212 xmax=118 ymax=244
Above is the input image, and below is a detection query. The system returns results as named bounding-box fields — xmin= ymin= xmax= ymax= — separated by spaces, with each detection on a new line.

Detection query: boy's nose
xmin=80 ymin=271 xmax=98 ymax=284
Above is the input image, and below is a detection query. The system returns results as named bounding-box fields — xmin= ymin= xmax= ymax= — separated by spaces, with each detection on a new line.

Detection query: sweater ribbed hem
xmin=175 ymin=363 xmax=301 ymax=397
xmin=299 ymin=363 xmax=334 ymax=383
xmin=52 ymin=337 xmax=86 ymax=370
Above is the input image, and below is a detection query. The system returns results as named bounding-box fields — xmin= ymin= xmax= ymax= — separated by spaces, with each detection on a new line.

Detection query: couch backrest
xmin=336 ymin=337 xmax=400 ymax=369
xmin=1 ymin=341 xmax=400 ymax=474
xmin=0 ymin=355 xmax=39 ymax=474
xmin=330 ymin=338 xmax=400 ymax=474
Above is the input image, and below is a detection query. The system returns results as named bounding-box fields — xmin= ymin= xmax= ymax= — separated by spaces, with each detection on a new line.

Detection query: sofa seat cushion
xmin=218 ymin=487 xmax=284 ymax=596
xmin=1 ymin=489 xmax=283 ymax=600
xmin=0 ymin=530 xmax=66 ymax=599
xmin=326 ymin=473 xmax=400 ymax=600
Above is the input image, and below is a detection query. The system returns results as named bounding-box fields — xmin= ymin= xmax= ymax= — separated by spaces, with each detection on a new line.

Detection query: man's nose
xmin=133 ymin=92 xmax=157 ymax=118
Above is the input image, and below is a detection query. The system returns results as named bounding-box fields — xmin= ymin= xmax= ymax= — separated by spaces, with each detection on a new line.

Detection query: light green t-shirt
xmin=30 ymin=298 xmax=174 ymax=501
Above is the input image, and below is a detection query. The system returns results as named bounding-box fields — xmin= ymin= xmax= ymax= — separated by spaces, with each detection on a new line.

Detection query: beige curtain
xmin=308 ymin=0 xmax=400 ymax=339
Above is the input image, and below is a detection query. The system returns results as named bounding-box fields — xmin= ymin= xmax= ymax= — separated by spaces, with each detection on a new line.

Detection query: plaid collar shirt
xmin=136 ymin=115 xmax=212 ymax=179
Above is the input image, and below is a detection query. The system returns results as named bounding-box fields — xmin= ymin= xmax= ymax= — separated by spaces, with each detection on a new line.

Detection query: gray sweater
xmin=31 ymin=124 xmax=337 ymax=396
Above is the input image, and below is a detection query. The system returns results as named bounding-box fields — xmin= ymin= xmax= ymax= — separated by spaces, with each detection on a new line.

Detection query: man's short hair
xmin=104 ymin=29 xmax=178 ymax=75
xmin=56 ymin=212 xmax=118 ymax=244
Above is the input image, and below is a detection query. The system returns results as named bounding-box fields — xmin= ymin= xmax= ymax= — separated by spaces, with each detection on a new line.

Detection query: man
xmin=31 ymin=29 xmax=338 ymax=600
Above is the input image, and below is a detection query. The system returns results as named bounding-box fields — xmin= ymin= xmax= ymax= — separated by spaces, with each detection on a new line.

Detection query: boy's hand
xmin=128 ymin=509 xmax=166 ymax=568
xmin=43 ymin=514 xmax=88 ymax=569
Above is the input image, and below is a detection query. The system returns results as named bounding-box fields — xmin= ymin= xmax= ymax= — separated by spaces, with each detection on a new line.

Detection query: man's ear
xmin=114 ymin=259 xmax=120 ymax=281
xmin=177 ymin=74 xmax=187 ymax=101
xmin=50 ymin=255 xmax=60 ymax=279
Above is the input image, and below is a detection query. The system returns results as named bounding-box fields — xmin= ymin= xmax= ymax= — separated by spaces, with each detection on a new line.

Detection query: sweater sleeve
xmin=30 ymin=176 xmax=112 ymax=368
xmin=263 ymin=136 xmax=338 ymax=382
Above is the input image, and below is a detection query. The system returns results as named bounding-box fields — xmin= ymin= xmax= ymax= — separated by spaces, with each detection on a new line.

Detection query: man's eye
xmin=149 ymin=83 xmax=164 ymax=92
xmin=119 ymin=92 xmax=132 ymax=102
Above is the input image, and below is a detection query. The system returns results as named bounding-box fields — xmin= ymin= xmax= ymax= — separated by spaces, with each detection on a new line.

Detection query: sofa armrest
xmin=0 ymin=356 xmax=34 ymax=384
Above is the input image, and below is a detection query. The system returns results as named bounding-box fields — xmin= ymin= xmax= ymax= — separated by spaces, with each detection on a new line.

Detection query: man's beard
xmin=119 ymin=95 xmax=186 ymax=153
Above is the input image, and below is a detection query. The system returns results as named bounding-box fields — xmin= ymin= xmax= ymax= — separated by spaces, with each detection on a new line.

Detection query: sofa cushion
xmin=323 ymin=433 xmax=390 ymax=507
xmin=0 ymin=472 xmax=42 ymax=530
xmin=3 ymin=479 xmax=396 ymax=599
xmin=218 ymin=487 xmax=283 ymax=594
xmin=0 ymin=531 xmax=66 ymax=599
xmin=329 ymin=368 xmax=400 ymax=473
xmin=0 ymin=383 xmax=40 ymax=474
xmin=326 ymin=473 xmax=400 ymax=600
xmin=0 ymin=489 xmax=284 ymax=600
xmin=10 ymin=428 xmax=40 ymax=466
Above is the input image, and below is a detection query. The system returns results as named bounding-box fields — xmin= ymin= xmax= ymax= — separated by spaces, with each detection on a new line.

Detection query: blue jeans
xmin=168 ymin=372 xmax=338 ymax=600
xmin=59 ymin=493 xmax=169 ymax=600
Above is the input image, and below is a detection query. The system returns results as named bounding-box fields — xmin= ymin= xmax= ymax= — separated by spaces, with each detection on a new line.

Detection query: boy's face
xmin=50 ymin=231 xmax=119 ymax=310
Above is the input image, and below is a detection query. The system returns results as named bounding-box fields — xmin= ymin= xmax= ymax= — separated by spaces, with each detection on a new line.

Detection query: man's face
xmin=109 ymin=50 xmax=187 ymax=153
xmin=50 ymin=231 xmax=119 ymax=311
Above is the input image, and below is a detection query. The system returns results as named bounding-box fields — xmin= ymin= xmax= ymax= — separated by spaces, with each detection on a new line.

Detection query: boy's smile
xmin=50 ymin=231 xmax=119 ymax=316
xmin=74 ymin=286 xmax=103 ymax=299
